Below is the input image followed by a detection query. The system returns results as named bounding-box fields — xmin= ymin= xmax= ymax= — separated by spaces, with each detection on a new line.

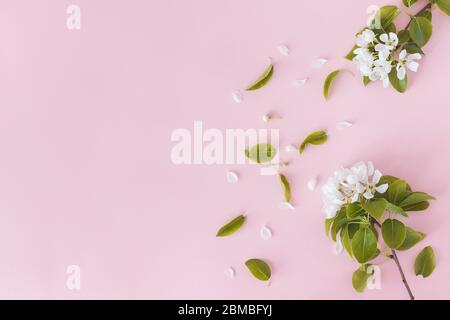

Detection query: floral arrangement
xmin=323 ymin=0 xmax=450 ymax=98
xmin=323 ymin=161 xmax=436 ymax=299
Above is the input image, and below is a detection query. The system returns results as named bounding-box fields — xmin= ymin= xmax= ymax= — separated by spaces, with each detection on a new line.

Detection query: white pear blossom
xmin=396 ymin=49 xmax=422 ymax=81
xmin=375 ymin=32 xmax=398 ymax=60
xmin=356 ymin=29 xmax=376 ymax=48
xmin=321 ymin=161 xmax=389 ymax=218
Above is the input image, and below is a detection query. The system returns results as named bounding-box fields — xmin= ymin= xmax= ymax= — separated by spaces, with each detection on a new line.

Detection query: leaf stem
xmin=371 ymin=218 xmax=415 ymax=300
xmin=404 ymin=2 xmax=433 ymax=30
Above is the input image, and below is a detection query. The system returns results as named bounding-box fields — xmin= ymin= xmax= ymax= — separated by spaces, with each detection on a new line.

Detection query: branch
xmin=404 ymin=2 xmax=433 ymax=30
xmin=370 ymin=218 xmax=415 ymax=300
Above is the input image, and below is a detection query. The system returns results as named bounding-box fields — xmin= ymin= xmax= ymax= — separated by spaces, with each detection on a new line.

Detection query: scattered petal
xmin=279 ymin=202 xmax=295 ymax=210
xmin=260 ymin=226 xmax=273 ymax=240
xmin=311 ymin=58 xmax=328 ymax=69
xmin=284 ymin=144 xmax=297 ymax=153
xmin=307 ymin=177 xmax=318 ymax=191
xmin=277 ymin=44 xmax=290 ymax=56
xmin=226 ymin=171 xmax=239 ymax=184
xmin=291 ymin=78 xmax=308 ymax=86
xmin=231 ymin=90 xmax=243 ymax=103
xmin=336 ymin=121 xmax=353 ymax=130
xmin=262 ymin=114 xmax=271 ymax=123
xmin=224 ymin=267 xmax=235 ymax=279
xmin=333 ymin=238 xmax=343 ymax=256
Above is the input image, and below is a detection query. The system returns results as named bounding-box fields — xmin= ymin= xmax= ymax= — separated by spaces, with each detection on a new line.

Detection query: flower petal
xmin=406 ymin=61 xmax=419 ymax=72
xmin=226 ymin=171 xmax=239 ymax=184
xmin=277 ymin=44 xmax=290 ymax=56
xmin=224 ymin=267 xmax=235 ymax=279
xmin=231 ymin=90 xmax=243 ymax=103
xmin=363 ymin=190 xmax=374 ymax=199
xmin=380 ymin=33 xmax=388 ymax=43
xmin=260 ymin=225 xmax=273 ymax=240
xmin=397 ymin=66 xmax=406 ymax=81
xmin=307 ymin=177 xmax=318 ymax=191
xmin=375 ymin=183 xmax=389 ymax=193
xmin=372 ymin=170 xmax=382 ymax=185
xmin=399 ymin=49 xmax=407 ymax=60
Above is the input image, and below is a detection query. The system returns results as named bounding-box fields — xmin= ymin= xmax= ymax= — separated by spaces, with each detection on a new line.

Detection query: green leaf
xmin=352 ymin=227 xmax=378 ymax=264
xmin=323 ymin=70 xmax=341 ymax=100
xmin=299 ymin=131 xmax=328 ymax=154
xmin=389 ymin=70 xmax=408 ymax=93
xmin=398 ymin=30 xmax=410 ymax=45
xmin=381 ymin=219 xmax=407 ymax=249
xmin=398 ymin=227 xmax=425 ymax=251
xmin=375 ymin=6 xmax=401 ymax=30
xmin=418 ymin=10 xmax=432 ymax=21
xmin=216 ymin=214 xmax=246 ymax=237
xmin=278 ymin=173 xmax=291 ymax=202
xmin=347 ymin=203 xmax=364 ymax=219
xmin=331 ymin=208 xmax=347 ymax=241
xmin=245 ymin=259 xmax=271 ymax=281
xmin=245 ymin=60 xmax=273 ymax=91
xmin=414 ymin=246 xmax=436 ymax=278
xmin=402 ymin=0 xmax=418 ymax=7
xmin=325 ymin=218 xmax=334 ymax=236
xmin=363 ymin=76 xmax=371 ymax=86
xmin=386 ymin=201 xmax=407 ymax=217
xmin=436 ymin=0 xmax=450 ymax=17
xmin=345 ymin=45 xmax=358 ymax=61
xmin=387 ymin=179 xmax=408 ymax=205
xmin=400 ymin=192 xmax=435 ymax=208
xmin=352 ymin=264 xmax=374 ymax=293
xmin=379 ymin=175 xmax=412 ymax=191
xmin=408 ymin=16 xmax=432 ymax=48
xmin=341 ymin=225 xmax=353 ymax=257
xmin=245 ymin=143 xmax=276 ymax=164
xmin=361 ymin=199 xmax=387 ymax=221
xmin=403 ymin=42 xmax=425 ymax=54
xmin=402 ymin=201 xmax=430 ymax=212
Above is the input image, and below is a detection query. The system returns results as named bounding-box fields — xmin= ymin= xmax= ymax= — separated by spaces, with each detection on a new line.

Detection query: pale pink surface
xmin=0 ymin=0 xmax=449 ymax=299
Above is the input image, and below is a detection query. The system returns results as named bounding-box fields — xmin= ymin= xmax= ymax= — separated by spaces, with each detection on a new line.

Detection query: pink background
xmin=0 ymin=0 xmax=449 ymax=299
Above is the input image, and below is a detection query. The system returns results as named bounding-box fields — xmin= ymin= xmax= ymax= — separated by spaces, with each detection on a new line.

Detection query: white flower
xmin=375 ymin=33 xmax=398 ymax=60
xmin=353 ymin=48 xmax=375 ymax=76
xmin=396 ymin=49 xmax=422 ymax=81
xmin=356 ymin=29 xmax=376 ymax=48
xmin=321 ymin=161 xmax=389 ymax=218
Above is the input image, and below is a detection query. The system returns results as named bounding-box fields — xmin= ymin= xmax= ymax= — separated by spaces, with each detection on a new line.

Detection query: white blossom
xmin=396 ymin=49 xmax=421 ymax=81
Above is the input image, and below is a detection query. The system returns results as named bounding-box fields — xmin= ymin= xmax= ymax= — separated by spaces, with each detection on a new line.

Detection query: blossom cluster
xmin=352 ymin=29 xmax=422 ymax=88
xmin=321 ymin=161 xmax=389 ymax=218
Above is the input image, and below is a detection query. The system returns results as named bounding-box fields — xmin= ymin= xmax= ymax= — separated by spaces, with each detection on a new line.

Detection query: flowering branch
xmin=323 ymin=0 xmax=450 ymax=99
xmin=323 ymin=161 xmax=436 ymax=297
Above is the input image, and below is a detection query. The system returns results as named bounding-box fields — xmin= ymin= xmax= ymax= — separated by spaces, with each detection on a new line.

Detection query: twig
xmin=404 ymin=2 xmax=433 ymax=30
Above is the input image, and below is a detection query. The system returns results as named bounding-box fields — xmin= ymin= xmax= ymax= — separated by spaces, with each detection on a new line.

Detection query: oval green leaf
xmin=398 ymin=226 xmax=425 ymax=251
xmin=340 ymin=225 xmax=353 ymax=257
xmin=245 ymin=259 xmax=271 ymax=281
xmin=278 ymin=173 xmax=291 ymax=202
xmin=216 ymin=214 xmax=246 ymax=237
xmin=324 ymin=70 xmax=341 ymax=100
xmin=375 ymin=6 xmax=401 ymax=30
xmin=403 ymin=42 xmax=424 ymax=54
xmin=361 ymin=198 xmax=387 ymax=221
xmin=436 ymin=0 xmax=450 ymax=17
xmin=381 ymin=219 xmax=407 ymax=249
xmin=246 ymin=61 xmax=274 ymax=91
xmin=299 ymin=130 xmax=328 ymax=154
xmin=387 ymin=179 xmax=408 ymax=205
xmin=402 ymin=201 xmax=430 ymax=212
xmin=245 ymin=143 xmax=277 ymax=164
xmin=398 ymin=30 xmax=410 ymax=45
xmin=400 ymin=192 xmax=435 ymax=208
xmin=352 ymin=264 xmax=373 ymax=293
xmin=402 ymin=0 xmax=418 ymax=7
xmin=414 ymin=246 xmax=436 ymax=278
xmin=347 ymin=203 xmax=364 ymax=219
xmin=351 ymin=227 xmax=378 ymax=264
xmin=408 ymin=16 xmax=432 ymax=48
xmin=389 ymin=71 xmax=408 ymax=93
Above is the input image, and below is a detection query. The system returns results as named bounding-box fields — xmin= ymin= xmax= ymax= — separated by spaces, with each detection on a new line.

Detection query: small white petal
xmin=279 ymin=202 xmax=295 ymax=210
xmin=284 ymin=144 xmax=297 ymax=153
xmin=380 ymin=33 xmax=388 ymax=43
xmin=278 ymin=44 xmax=290 ymax=56
xmin=291 ymin=78 xmax=308 ymax=86
xmin=262 ymin=114 xmax=270 ymax=123
xmin=363 ymin=190 xmax=374 ymax=200
xmin=307 ymin=177 xmax=318 ymax=191
xmin=375 ymin=183 xmax=389 ymax=194
xmin=336 ymin=121 xmax=353 ymax=129
xmin=226 ymin=171 xmax=239 ymax=184
xmin=311 ymin=58 xmax=327 ymax=69
xmin=333 ymin=238 xmax=343 ymax=256
xmin=399 ymin=49 xmax=407 ymax=60
xmin=260 ymin=225 xmax=273 ymax=240
xmin=367 ymin=161 xmax=374 ymax=176
xmin=406 ymin=61 xmax=419 ymax=72
xmin=372 ymin=170 xmax=382 ymax=185
xmin=224 ymin=267 xmax=235 ymax=279
xmin=231 ymin=90 xmax=243 ymax=103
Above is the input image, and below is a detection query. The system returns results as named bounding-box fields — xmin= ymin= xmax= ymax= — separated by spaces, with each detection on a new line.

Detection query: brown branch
xmin=371 ymin=218 xmax=415 ymax=300
xmin=404 ymin=2 xmax=433 ymax=30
